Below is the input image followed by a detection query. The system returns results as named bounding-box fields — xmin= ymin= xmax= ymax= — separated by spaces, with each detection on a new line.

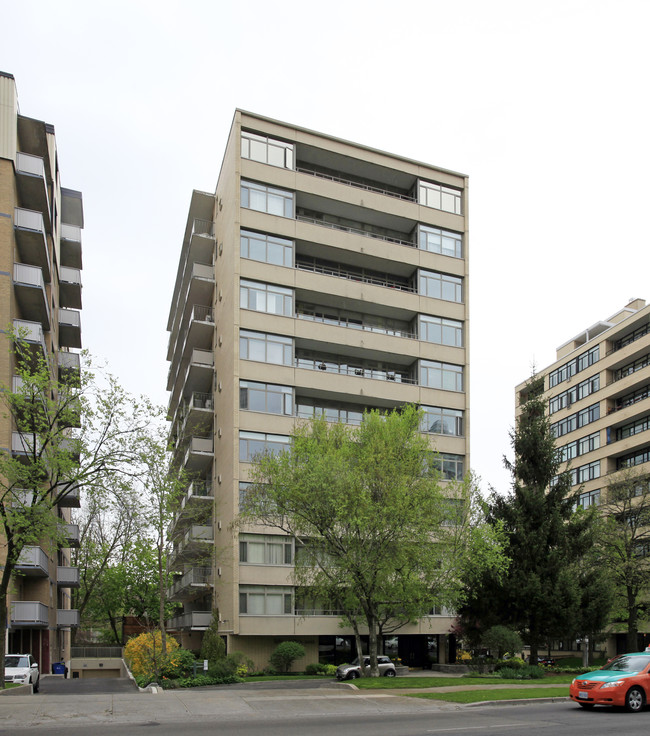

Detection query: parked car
xmin=569 ymin=649 xmax=650 ymax=712
xmin=528 ymin=655 xmax=556 ymax=667
xmin=4 ymin=654 xmax=39 ymax=692
xmin=336 ymin=656 xmax=396 ymax=680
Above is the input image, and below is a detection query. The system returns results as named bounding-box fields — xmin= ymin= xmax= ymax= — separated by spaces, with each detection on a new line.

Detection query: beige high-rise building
xmin=515 ymin=298 xmax=650 ymax=655
xmin=0 ymin=72 xmax=82 ymax=670
xmin=166 ymin=111 xmax=469 ymax=668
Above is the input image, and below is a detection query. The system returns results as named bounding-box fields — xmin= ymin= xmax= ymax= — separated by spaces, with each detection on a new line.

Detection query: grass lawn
xmin=406 ymin=687 xmax=569 ymax=704
xmin=353 ymin=674 xmax=575 ymax=689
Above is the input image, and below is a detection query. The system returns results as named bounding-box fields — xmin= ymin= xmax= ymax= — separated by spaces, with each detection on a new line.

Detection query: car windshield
xmin=5 ymin=656 xmax=28 ymax=668
xmin=602 ymin=655 xmax=650 ymax=673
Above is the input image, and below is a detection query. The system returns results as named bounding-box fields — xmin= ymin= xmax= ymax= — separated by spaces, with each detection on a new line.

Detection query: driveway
xmin=38 ymin=675 xmax=137 ymax=695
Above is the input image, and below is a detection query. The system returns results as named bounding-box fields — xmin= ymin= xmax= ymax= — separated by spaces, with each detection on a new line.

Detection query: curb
xmin=466 ymin=696 xmax=570 ymax=708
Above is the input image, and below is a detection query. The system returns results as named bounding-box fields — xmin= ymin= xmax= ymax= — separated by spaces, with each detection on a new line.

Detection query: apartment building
xmin=516 ymin=298 xmax=650 ymax=654
xmin=0 ymin=72 xmax=82 ymax=671
xmin=166 ymin=111 xmax=469 ymax=668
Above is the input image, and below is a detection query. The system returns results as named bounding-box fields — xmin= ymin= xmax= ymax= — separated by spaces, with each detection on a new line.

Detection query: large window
xmin=419 ymin=270 xmax=463 ymax=303
xmin=420 ymin=360 xmax=464 ymax=392
xmin=549 ymin=374 xmax=600 ymax=414
xmin=240 ymin=381 xmax=293 ymax=415
xmin=241 ymin=131 xmax=294 ymax=169
xmin=550 ymin=402 xmax=600 ymax=438
xmin=617 ymin=447 xmax=650 ymax=470
xmin=558 ymin=431 xmax=600 ymax=462
xmin=239 ymin=534 xmax=293 ymax=565
xmin=419 ymin=315 xmax=463 ymax=347
xmin=613 ymin=352 xmax=650 ymax=383
xmin=295 ymin=350 xmax=411 ymax=383
xmin=297 ymin=304 xmax=413 ymax=338
xmin=240 ymin=279 xmax=293 ymax=316
xmin=241 ymin=229 xmax=293 ymax=267
xmin=296 ymin=398 xmax=364 ymax=425
xmin=240 ymin=330 xmax=293 ymax=365
xmin=418 ymin=225 xmax=462 ymax=259
xmin=432 ymin=453 xmax=464 ymax=480
xmin=421 ymin=406 xmax=463 ymax=436
xmin=239 ymin=585 xmax=293 ymax=615
xmin=566 ymin=460 xmax=600 ymax=486
xmin=239 ymin=431 xmax=291 ymax=462
xmin=577 ymin=489 xmax=601 ymax=509
xmin=616 ymin=415 xmax=650 ymax=441
xmin=241 ymin=180 xmax=294 ymax=218
xmin=549 ymin=345 xmax=600 ymax=388
xmin=418 ymin=180 xmax=462 ymax=215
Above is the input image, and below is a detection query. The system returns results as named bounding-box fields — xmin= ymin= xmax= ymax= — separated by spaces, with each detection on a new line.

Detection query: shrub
xmin=269 ymin=641 xmax=306 ymax=673
xmin=498 ymin=664 xmax=545 ymax=680
xmin=480 ymin=626 xmax=523 ymax=660
xmin=323 ymin=664 xmax=337 ymax=676
xmin=124 ymin=631 xmax=180 ymax=678
xmin=200 ymin=612 xmax=226 ymax=665
xmin=262 ymin=666 xmax=277 ymax=676
xmin=305 ymin=662 xmax=333 ymax=675
xmin=160 ymin=648 xmax=196 ymax=679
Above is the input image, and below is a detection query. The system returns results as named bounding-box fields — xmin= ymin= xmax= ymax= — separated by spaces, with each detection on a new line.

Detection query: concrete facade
xmin=0 ymin=72 xmax=83 ymax=672
xmin=166 ymin=111 xmax=470 ymax=670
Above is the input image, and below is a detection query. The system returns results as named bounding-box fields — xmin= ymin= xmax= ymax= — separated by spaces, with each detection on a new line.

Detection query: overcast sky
xmin=3 ymin=0 xmax=649 ymax=495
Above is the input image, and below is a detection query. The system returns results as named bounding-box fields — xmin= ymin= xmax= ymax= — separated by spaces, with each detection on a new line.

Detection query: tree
xmin=459 ymin=376 xmax=610 ymax=662
xmin=481 ymin=625 xmax=523 ymax=660
xmin=200 ymin=611 xmax=225 ymax=665
xmin=241 ymin=405 xmax=506 ymax=676
xmin=269 ymin=641 xmax=305 ymax=673
xmin=599 ymin=470 xmax=650 ymax=651
xmin=0 ymin=335 xmax=156 ymax=686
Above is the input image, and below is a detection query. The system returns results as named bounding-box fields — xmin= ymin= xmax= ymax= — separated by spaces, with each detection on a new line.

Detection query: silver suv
xmin=336 ymin=656 xmax=396 ymax=680
xmin=5 ymin=654 xmax=40 ymax=692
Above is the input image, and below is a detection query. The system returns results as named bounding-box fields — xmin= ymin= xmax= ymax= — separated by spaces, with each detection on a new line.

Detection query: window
xmin=576 ymin=489 xmax=600 ymax=509
xmin=296 ymin=398 xmax=364 ymax=425
xmin=419 ymin=270 xmax=463 ymax=303
xmin=241 ymin=229 xmax=293 ymax=267
xmin=421 ymin=406 xmax=463 ymax=436
xmin=549 ymin=374 xmax=600 ymax=414
xmin=240 ymin=330 xmax=293 ymax=365
xmin=295 ymin=350 xmax=411 ymax=384
xmin=240 ymin=279 xmax=293 ymax=316
xmin=617 ymin=447 xmax=650 ymax=470
xmin=297 ymin=304 xmax=412 ymax=338
xmin=566 ymin=460 xmax=600 ymax=486
xmin=613 ymin=352 xmax=650 ymax=382
xmin=239 ymin=431 xmax=291 ymax=462
xmin=239 ymin=585 xmax=293 ymax=615
xmin=420 ymin=360 xmax=464 ymax=392
xmin=550 ymin=402 xmax=600 ymax=438
xmin=240 ymin=534 xmax=293 ymax=565
xmin=549 ymin=345 xmax=600 ymax=388
xmin=616 ymin=415 xmax=650 ymax=441
xmin=418 ymin=180 xmax=462 ymax=214
xmin=419 ymin=315 xmax=463 ymax=347
xmin=558 ymin=431 xmax=600 ymax=462
xmin=431 ymin=454 xmax=464 ymax=480
xmin=417 ymin=225 xmax=462 ymax=258
xmin=612 ymin=321 xmax=650 ymax=352
xmin=241 ymin=180 xmax=294 ymax=218
xmin=241 ymin=131 xmax=294 ymax=169
xmin=240 ymin=381 xmax=293 ymax=415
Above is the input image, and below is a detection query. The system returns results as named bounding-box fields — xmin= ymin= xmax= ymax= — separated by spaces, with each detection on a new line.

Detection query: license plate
xmin=578 ymin=691 xmax=589 ymax=700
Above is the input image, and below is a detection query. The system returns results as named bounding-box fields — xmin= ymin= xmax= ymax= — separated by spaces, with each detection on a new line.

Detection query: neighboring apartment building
xmin=0 ymin=72 xmax=82 ymax=671
xmin=166 ymin=111 xmax=469 ymax=668
xmin=515 ymin=297 xmax=650 ymax=655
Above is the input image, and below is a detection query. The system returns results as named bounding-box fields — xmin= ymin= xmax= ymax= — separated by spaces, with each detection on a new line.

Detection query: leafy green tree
xmin=0 ymin=335 xmax=156 ymax=685
xmin=241 ymin=405 xmax=506 ymax=676
xmin=599 ymin=470 xmax=650 ymax=651
xmin=269 ymin=641 xmax=305 ymax=673
xmin=481 ymin=625 xmax=523 ymax=659
xmin=459 ymin=376 xmax=609 ymax=662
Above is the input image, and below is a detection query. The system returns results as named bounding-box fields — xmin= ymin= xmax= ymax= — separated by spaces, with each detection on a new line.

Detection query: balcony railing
xmin=57 ymin=609 xmax=80 ymax=628
xmin=13 ymin=319 xmax=46 ymax=357
xmin=14 ymin=206 xmax=46 ymax=232
xmin=12 ymin=431 xmax=42 ymax=456
xmin=61 ymin=522 xmax=80 ymax=547
xmin=296 ymin=309 xmax=416 ymax=339
xmin=16 ymin=152 xmax=46 ymax=178
xmin=16 ymin=546 xmax=49 ymax=575
xmin=296 ymin=166 xmax=416 ymax=202
xmin=58 ymin=351 xmax=81 ymax=374
xmin=191 ymin=218 xmax=214 ymax=238
xmin=168 ymin=566 xmax=213 ymax=599
xmin=296 ymin=214 xmax=415 ymax=249
xmin=295 ymin=356 xmax=416 ymax=385
xmin=167 ymin=611 xmax=212 ymax=630
xmin=11 ymin=601 xmax=49 ymax=627
xmin=60 ymin=223 xmax=82 ymax=243
xmin=55 ymin=483 xmax=81 ymax=508
xmin=57 ymin=566 xmax=80 ymax=587
xmin=295 ymin=258 xmax=415 ymax=292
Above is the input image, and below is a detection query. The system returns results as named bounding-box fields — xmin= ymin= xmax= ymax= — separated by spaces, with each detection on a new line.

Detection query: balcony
xmin=55 ymin=482 xmax=81 ymax=508
xmin=15 ymin=152 xmax=50 ymax=229
xmin=59 ymin=266 xmax=82 ymax=309
xmin=13 ymin=263 xmax=50 ymax=328
xmin=170 ymin=524 xmax=214 ymax=566
xmin=60 ymin=223 xmax=82 ymax=269
xmin=188 ymin=218 xmax=215 ymax=265
xmin=11 ymin=601 xmax=49 ymax=628
xmin=14 ymin=208 xmax=50 ymax=280
xmin=12 ymin=431 xmax=41 ymax=459
xmin=16 ymin=546 xmax=49 ymax=576
xmin=168 ymin=262 xmax=215 ymax=347
xmin=57 ymin=566 xmax=80 ymax=588
xmin=167 ymin=348 xmax=214 ymax=415
xmin=61 ymin=522 xmax=80 ymax=547
xmin=169 ymin=480 xmax=213 ymax=534
xmin=167 ymin=303 xmax=214 ymax=367
xmin=172 ymin=391 xmax=214 ymax=441
xmin=58 ymin=308 xmax=82 ymax=348
xmin=182 ymin=436 xmax=214 ymax=473
xmin=13 ymin=319 xmax=47 ymax=362
xmin=57 ymin=609 xmax=80 ymax=628
xmin=167 ymin=610 xmax=212 ymax=631
xmin=58 ymin=351 xmax=81 ymax=382
xmin=168 ymin=566 xmax=213 ymax=601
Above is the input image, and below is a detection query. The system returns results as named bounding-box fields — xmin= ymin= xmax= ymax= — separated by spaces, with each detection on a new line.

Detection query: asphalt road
xmin=6 ymin=701 xmax=650 ymax=736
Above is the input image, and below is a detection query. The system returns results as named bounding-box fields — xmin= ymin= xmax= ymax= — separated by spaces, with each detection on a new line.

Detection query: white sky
xmin=3 ymin=0 xmax=649 ymax=496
